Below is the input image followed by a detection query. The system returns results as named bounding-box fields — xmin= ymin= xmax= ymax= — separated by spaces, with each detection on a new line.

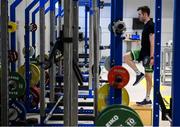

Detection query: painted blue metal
xmin=45 ymin=0 xmax=58 ymax=14
xmin=25 ymin=0 xmax=39 ymax=112
xmin=103 ymin=3 xmax=111 ymax=7
xmin=84 ymin=5 xmax=89 ymax=64
xmin=47 ymin=108 xmax=92 ymax=114
xmin=10 ymin=0 xmax=23 ymax=71
xmin=79 ymin=0 xmax=89 ymax=6
xmin=109 ymin=0 xmax=123 ymax=105
xmin=89 ymin=0 xmax=93 ymax=15
xmin=79 ymin=0 xmax=110 ymax=7
xmin=55 ymin=9 xmax=64 ymax=18
xmin=32 ymin=0 xmax=48 ymax=57
xmin=32 ymin=0 xmax=59 ymax=57
xmin=32 ymin=8 xmax=39 ymax=58
xmin=29 ymin=108 xmax=93 ymax=114
xmin=40 ymin=0 xmax=46 ymax=7
xmin=153 ymin=0 xmax=162 ymax=126
xmin=78 ymin=95 xmax=93 ymax=99
xmin=172 ymin=0 xmax=180 ymax=126
xmin=45 ymin=7 xmax=50 ymax=14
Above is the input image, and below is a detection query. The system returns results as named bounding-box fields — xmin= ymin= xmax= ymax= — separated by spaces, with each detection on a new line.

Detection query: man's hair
xmin=137 ymin=6 xmax=150 ymax=16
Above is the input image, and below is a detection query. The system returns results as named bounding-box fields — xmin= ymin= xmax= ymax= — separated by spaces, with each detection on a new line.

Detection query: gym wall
xmin=79 ymin=0 xmax=173 ymax=57
xmin=8 ymin=0 xmax=173 ymax=66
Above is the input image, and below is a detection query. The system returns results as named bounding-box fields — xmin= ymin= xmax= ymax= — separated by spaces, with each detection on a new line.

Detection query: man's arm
xmin=149 ymin=33 xmax=154 ymax=57
xmin=149 ymin=33 xmax=154 ymax=66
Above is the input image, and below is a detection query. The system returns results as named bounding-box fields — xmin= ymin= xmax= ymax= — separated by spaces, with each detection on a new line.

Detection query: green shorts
xmin=131 ymin=49 xmax=154 ymax=73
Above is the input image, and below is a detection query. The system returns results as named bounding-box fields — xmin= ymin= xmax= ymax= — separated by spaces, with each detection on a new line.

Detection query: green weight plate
xmin=97 ymin=104 xmax=139 ymax=121
xmin=18 ymin=64 xmax=40 ymax=87
xmin=96 ymin=105 xmax=143 ymax=126
xmin=9 ymin=72 xmax=26 ymax=99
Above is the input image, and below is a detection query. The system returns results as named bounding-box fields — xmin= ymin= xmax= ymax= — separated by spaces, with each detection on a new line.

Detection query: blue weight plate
xmin=9 ymin=101 xmax=26 ymax=123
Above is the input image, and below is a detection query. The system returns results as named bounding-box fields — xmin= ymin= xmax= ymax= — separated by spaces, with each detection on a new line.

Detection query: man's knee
xmin=124 ymin=53 xmax=132 ymax=63
xmin=145 ymin=73 xmax=153 ymax=81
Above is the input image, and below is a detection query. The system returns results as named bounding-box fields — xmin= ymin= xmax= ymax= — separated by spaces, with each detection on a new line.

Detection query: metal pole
xmin=39 ymin=0 xmax=46 ymax=124
xmin=25 ymin=0 xmax=39 ymax=111
xmin=84 ymin=5 xmax=88 ymax=64
xmin=153 ymin=0 xmax=162 ymax=126
xmin=49 ymin=0 xmax=56 ymax=102
xmin=63 ymin=0 xmax=74 ymax=125
xmin=10 ymin=0 xmax=22 ymax=71
xmin=88 ymin=0 xmax=94 ymax=93
xmin=44 ymin=96 xmax=63 ymax=123
xmin=58 ymin=0 xmax=63 ymax=76
xmin=172 ymin=0 xmax=180 ymax=126
xmin=109 ymin=0 xmax=123 ymax=105
xmin=31 ymin=0 xmax=49 ymax=58
xmin=72 ymin=0 xmax=79 ymax=125
xmin=0 ymin=0 xmax=9 ymax=125
xmin=93 ymin=0 xmax=100 ymax=117
xmin=58 ymin=0 xmax=62 ymax=37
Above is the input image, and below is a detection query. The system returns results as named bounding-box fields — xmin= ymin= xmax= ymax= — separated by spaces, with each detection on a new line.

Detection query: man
xmin=124 ymin=6 xmax=154 ymax=105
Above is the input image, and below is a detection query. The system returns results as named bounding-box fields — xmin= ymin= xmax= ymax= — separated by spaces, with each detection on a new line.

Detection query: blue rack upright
xmin=172 ymin=0 xmax=180 ymax=126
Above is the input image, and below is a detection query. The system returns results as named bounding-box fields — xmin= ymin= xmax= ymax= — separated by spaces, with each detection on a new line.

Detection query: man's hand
xmin=150 ymin=58 xmax=154 ymax=66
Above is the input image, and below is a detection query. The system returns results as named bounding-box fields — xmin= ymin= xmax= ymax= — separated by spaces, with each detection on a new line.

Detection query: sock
xmin=146 ymin=95 xmax=150 ymax=101
xmin=135 ymin=70 xmax=141 ymax=75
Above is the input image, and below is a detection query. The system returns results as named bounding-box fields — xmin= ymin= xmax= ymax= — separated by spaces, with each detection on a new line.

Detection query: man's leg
xmin=136 ymin=72 xmax=153 ymax=105
xmin=124 ymin=52 xmax=144 ymax=86
xmin=145 ymin=73 xmax=153 ymax=101
xmin=124 ymin=52 xmax=140 ymax=73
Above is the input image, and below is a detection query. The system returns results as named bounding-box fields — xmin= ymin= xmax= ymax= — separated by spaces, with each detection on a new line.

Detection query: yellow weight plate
xmin=8 ymin=21 xmax=17 ymax=33
xmin=98 ymin=83 xmax=130 ymax=112
xmin=18 ymin=64 xmax=40 ymax=87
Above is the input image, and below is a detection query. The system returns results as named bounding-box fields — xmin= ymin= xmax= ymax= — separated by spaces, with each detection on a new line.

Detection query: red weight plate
xmin=30 ymin=86 xmax=40 ymax=108
xmin=45 ymin=71 xmax=50 ymax=85
xmin=108 ymin=66 xmax=130 ymax=89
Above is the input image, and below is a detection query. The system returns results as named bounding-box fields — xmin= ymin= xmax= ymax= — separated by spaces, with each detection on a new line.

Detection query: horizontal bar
xmin=49 ymin=114 xmax=94 ymax=121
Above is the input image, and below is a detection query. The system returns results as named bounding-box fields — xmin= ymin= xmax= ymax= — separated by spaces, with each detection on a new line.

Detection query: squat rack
xmin=1 ymin=0 xmax=180 ymax=126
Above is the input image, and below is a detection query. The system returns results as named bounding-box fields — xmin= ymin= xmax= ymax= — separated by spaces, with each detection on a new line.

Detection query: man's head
xmin=137 ymin=6 xmax=150 ymax=23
